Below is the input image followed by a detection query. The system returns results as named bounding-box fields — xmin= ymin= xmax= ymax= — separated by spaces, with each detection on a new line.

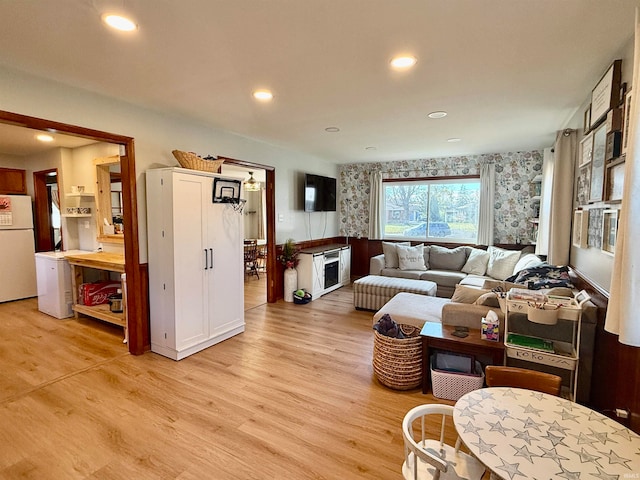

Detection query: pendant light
xmin=244 ymin=171 xmax=261 ymax=192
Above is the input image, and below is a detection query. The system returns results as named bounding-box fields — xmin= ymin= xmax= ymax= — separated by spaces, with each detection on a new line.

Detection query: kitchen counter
xmin=65 ymin=251 xmax=127 ymax=341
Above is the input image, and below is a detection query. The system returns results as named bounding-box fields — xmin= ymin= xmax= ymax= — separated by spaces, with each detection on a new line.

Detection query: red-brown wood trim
xmin=33 ymin=169 xmax=56 ymax=252
xmin=120 ymin=140 xmax=149 ymax=354
xmin=0 ymin=110 xmax=148 ymax=356
xmin=383 ymin=174 xmax=480 ymax=183
xmin=0 ymin=111 xmax=132 ymax=145
xmin=570 ymin=266 xmax=640 ymax=434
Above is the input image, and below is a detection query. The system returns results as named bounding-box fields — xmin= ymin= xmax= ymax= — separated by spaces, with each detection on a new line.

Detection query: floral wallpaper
xmin=338 ymin=151 xmax=543 ymax=244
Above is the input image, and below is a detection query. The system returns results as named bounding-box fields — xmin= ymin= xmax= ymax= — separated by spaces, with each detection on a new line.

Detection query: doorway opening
xmin=33 ymin=169 xmax=60 ymax=252
xmin=0 ymin=110 xmax=147 ymax=355
xmin=220 ymin=158 xmax=276 ymax=307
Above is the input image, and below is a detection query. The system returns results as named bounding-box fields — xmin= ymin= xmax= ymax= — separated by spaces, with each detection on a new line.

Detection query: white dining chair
xmin=402 ymin=404 xmax=485 ymax=480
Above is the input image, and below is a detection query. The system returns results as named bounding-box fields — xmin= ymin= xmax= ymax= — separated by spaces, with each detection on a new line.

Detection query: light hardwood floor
xmin=0 ymin=285 xmax=467 ymax=480
xmin=244 ymin=273 xmax=267 ymax=311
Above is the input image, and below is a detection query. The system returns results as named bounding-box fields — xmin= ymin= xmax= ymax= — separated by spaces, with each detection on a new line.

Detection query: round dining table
xmin=453 ymin=387 xmax=640 ymax=480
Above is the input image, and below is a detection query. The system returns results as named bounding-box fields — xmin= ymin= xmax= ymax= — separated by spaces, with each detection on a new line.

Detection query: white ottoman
xmin=372 ymin=292 xmax=451 ymax=329
xmin=353 ymin=275 xmax=437 ymax=311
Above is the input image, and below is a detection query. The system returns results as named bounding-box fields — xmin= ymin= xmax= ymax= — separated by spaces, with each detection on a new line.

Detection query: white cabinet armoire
xmin=146 ymin=167 xmax=245 ymax=360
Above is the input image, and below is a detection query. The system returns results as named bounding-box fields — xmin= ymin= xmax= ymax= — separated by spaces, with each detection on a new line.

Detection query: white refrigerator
xmin=0 ymin=195 xmax=37 ymax=302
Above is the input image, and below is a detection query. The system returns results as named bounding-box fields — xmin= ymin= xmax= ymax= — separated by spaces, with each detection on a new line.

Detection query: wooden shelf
xmin=73 ymin=303 xmax=125 ymax=327
xmin=62 ymin=214 xmax=92 ymax=218
xmin=66 ymin=252 xmax=127 ymax=339
xmin=67 ymin=193 xmax=95 ymax=198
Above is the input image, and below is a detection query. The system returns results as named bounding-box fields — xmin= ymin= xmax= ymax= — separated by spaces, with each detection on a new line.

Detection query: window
xmin=383 ymin=177 xmax=480 ymax=243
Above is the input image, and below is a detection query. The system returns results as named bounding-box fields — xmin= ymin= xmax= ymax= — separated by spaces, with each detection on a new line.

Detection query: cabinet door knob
xmin=209 ymin=248 xmax=213 ymax=269
xmin=204 ymin=249 xmax=208 ymax=270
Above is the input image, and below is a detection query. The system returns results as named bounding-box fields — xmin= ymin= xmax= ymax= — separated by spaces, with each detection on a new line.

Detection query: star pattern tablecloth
xmin=453 ymin=387 xmax=640 ymax=480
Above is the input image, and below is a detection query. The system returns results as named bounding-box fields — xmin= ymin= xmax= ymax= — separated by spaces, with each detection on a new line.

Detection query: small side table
xmin=420 ymin=322 xmax=505 ymax=394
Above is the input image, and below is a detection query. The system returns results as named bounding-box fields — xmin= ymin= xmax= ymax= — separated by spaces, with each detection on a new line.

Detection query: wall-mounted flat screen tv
xmin=304 ymin=173 xmax=337 ymax=212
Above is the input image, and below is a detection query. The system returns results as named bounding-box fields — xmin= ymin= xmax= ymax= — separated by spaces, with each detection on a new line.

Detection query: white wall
xmin=0 ymin=67 xmax=338 ymax=261
xmin=566 ymin=37 xmax=634 ymax=292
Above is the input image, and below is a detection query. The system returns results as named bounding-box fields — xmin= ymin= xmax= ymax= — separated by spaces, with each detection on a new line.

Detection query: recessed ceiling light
xmin=36 ymin=134 xmax=54 ymax=142
xmin=102 ymin=14 xmax=138 ymax=32
xmin=428 ymin=111 xmax=447 ymax=119
xmin=365 ymin=146 xmax=377 ymax=151
xmin=253 ymin=90 xmax=273 ymax=101
xmin=390 ymin=55 xmax=417 ymax=69
xmin=325 ymin=127 xmax=340 ymax=133
xmin=447 ymin=138 xmax=462 ymax=143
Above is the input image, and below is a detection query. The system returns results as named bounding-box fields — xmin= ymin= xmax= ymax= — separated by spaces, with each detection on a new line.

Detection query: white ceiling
xmin=0 ymin=0 xmax=637 ymax=163
xmin=0 ymin=123 xmax=96 ymax=156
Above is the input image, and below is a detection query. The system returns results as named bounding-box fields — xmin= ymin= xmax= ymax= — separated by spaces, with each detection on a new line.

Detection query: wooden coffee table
xmin=420 ymin=322 xmax=505 ymax=394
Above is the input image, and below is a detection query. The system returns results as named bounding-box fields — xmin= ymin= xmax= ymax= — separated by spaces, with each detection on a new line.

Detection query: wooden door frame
xmin=219 ymin=157 xmax=276 ymax=303
xmin=0 ymin=110 xmax=148 ymax=355
xmin=33 ymin=168 xmax=57 ymax=252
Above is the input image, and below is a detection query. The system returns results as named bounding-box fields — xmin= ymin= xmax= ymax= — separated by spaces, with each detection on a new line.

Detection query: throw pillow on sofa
xmin=462 ymin=248 xmax=490 ymax=275
xmin=486 ymin=246 xmax=521 ymax=280
xmin=397 ymin=244 xmax=427 ymax=271
xmin=382 ymin=241 xmax=410 ymax=268
xmin=450 ymin=284 xmax=490 ymax=304
xmin=429 ymin=245 xmax=468 ymax=271
xmin=512 ymin=253 xmax=543 ymax=275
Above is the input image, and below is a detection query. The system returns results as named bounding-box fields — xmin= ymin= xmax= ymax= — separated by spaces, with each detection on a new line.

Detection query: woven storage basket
xmin=172 ymin=150 xmax=224 ymax=173
xmin=372 ymin=325 xmax=423 ymax=390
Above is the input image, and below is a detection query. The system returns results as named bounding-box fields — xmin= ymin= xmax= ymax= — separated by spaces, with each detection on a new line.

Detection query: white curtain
xmin=605 ymin=9 xmax=640 ymax=347
xmin=368 ymin=171 xmax=383 ymax=239
xmin=477 ymin=161 xmax=495 ymax=245
xmin=547 ymin=130 xmax=576 ymax=265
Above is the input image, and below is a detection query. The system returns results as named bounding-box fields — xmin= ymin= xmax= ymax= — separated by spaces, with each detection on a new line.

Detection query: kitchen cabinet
xmin=146 ymin=167 xmax=244 ymax=360
xmin=0 ymin=167 xmax=26 ymax=194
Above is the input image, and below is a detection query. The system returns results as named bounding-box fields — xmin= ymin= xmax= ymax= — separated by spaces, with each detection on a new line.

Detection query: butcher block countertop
xmin=64 ymin=251 xmax=125 ymax=273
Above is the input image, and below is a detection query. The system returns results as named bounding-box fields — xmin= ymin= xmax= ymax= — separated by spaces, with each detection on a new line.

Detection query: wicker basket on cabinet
xmin=172 ymin=150 xmax=224 ymax=173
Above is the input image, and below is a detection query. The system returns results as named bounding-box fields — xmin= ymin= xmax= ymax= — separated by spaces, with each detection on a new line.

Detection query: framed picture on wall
xmin=602 ymin=209 xmax=619 ymax=255
xmin=576 ymin=163 xmax=591 ymax=206
xmin=590 ymin=60 xmax=622 ymax=128
xmin=579 ymin=132 xmax=593 ymax=167
xmin=583 ymin=105 xmax=591 ymax=133
xmin=589 ymin=123 xmax=607 ymax=202
xmin=605 ymin=160 xmax=625 ymax=202
xmin=588 ymin=208 xmax=603 ymax=249
xmin=622 ymin=90 xmax=633 ymax=156
xmin=572 ymin=210 xmax=588 ymax=248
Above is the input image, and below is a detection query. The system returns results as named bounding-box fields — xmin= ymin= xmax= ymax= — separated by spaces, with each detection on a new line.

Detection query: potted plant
xmin=278 ymin=238 xmax=299 ymax=269
xmin=279 ymin=239 xmax=300 ymax=302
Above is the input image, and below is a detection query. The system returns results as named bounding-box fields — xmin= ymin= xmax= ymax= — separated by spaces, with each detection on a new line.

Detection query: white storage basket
xmin=431 ymin=358 xmax=484 ymax=401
